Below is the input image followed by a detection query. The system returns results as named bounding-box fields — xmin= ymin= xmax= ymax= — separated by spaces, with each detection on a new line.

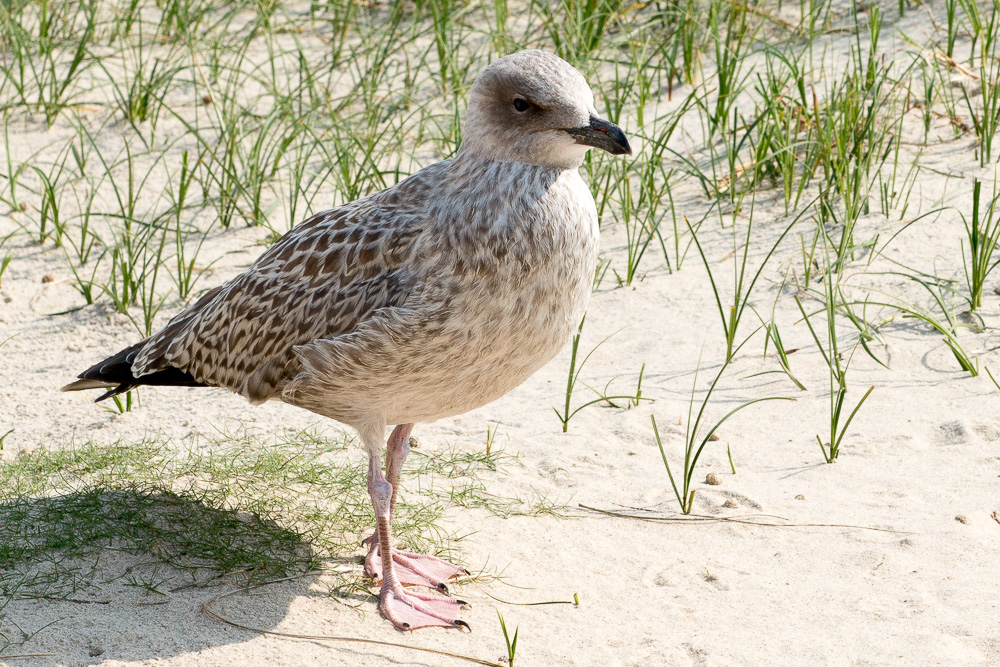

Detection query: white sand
xmin=3 ymin=2 xmax=1000 ymax=665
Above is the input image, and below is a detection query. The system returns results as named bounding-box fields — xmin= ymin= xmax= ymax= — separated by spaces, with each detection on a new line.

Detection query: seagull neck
xmin=452 ymin=145 xmax=573 ymax=176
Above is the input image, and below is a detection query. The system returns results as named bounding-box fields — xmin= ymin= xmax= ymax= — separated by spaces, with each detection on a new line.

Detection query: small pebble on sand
xmin=706 ymin=472 xmax=721 ymax=485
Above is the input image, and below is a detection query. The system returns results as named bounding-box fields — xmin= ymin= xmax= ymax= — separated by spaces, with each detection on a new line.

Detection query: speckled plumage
xmin=133 ymin=155 xmax=598 ymax=443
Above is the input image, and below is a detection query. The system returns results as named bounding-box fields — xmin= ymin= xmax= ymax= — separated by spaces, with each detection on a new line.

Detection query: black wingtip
xmin=67 ymin=341 xmax=206 ymax=401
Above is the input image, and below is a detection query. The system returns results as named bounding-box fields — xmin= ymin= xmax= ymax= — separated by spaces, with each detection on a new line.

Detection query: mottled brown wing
xmin=132 ymin=199 xmax=424 ymax=403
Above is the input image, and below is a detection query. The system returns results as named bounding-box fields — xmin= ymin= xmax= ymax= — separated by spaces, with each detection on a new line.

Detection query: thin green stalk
xmin=962 ymin=179 xmax=1000 ymax=310
xmin=654 ymin=336 xmax=793 ymax=514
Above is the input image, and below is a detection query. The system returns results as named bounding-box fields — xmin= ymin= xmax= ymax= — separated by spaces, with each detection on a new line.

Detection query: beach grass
xmin=2 ymin=0 xmax=1000 ymax=659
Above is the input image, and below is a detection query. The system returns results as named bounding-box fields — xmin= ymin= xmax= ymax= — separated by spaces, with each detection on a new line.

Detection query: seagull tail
xmin=62 ymin=341 xmax=206 ymax=402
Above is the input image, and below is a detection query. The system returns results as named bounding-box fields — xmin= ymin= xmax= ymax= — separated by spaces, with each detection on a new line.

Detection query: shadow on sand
xmin=0 ymin=488 xmax=372 ymax=664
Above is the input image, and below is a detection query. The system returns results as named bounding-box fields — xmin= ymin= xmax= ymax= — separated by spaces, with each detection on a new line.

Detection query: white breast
xmin=382 ymin=168 xmax=599 ymax=424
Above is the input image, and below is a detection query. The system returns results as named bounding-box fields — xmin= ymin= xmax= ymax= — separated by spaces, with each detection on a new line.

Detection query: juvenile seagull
xmin=63 ymin=50 xmax=630 ymax=631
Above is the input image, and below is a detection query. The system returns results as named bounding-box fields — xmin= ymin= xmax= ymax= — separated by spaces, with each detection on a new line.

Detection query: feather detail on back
xmin=129 ymin=164 xmax=438 ymax=403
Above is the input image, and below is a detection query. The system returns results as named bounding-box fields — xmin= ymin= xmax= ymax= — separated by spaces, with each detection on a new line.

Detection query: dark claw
xmin=454 ymin=619 xmax=471 ymax=631
xmin=437 ymin=582 xmax=449 ymax=594
xmin=402 ymin=622 xmax=411 ymax=629
xmin=456 ymin=599 xmax=468 ymax=606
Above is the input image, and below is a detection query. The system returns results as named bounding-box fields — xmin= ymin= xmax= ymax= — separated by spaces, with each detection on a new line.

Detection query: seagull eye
xmin=513 ymin=98 xmax=530 ymax=112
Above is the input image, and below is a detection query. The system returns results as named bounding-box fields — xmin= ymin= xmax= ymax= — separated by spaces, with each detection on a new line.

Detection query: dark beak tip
xmin=614 ymin=130 xmax=632 ymax=156
xmin=608 ymin=135 xmax=632 ymax=156
xmin=568 ymin=114 xmax=632 ymax=157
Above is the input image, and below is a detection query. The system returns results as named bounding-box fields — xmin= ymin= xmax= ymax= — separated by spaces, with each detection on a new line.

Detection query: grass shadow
xmin=0 ymin=430 xmax=550 ymax=662
xmin=0 ymin=487 xmax=321 ymax=602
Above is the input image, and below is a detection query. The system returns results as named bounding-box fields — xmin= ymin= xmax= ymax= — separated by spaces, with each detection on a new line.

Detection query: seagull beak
xmin=566 ymin=115 xmax=632 ymax=156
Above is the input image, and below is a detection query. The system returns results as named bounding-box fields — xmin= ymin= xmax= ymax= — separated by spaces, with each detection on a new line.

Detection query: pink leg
xmin=366 ymin=448 xmax=468 ymax=631
xmin=364 ymin=425 xmax=468 ymax=592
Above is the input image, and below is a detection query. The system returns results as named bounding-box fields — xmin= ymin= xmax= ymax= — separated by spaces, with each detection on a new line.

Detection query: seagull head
xmin=460 ymin=50 xmax=632 ymax=169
